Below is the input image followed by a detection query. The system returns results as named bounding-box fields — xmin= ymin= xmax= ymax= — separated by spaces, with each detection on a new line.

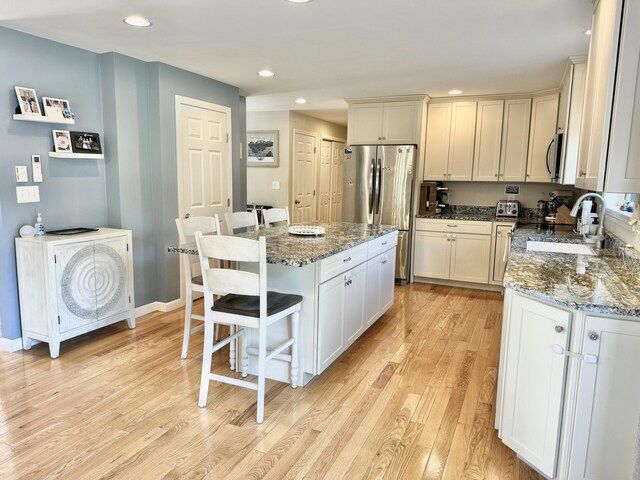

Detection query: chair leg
xmin=181 ymin=287 xmax=194 ymax=359
xmin=291 ymin=311 xmax=300 ymax=389
xmin=229 ymin=324 xmax=237 ymax=371
xmin=241 ymin=329 xmax=249 ymax=378
xmin=256 ymin=326 xmax=267 ymax=423
xmin=198 ymin=320 xmax=215 ymax=407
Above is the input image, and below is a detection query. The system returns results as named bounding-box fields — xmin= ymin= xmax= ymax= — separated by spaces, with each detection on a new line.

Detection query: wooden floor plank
xmin=0 ymin=284 xmax=543 ymax=479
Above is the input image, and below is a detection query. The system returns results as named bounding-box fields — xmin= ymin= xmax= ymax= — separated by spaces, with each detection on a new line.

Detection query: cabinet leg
xmin=127 ymin=315 xmax=136 ymax=329
xmin=23 ymin=336 xmax=34 ymax=351
xmin=49 ymin=341 xmax=60 ymax=359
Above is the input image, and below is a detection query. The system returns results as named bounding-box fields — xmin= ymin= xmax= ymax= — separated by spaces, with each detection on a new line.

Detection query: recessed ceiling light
xmin=584 ymin=29 xmax=592 ymax=35
xmin=258 ymin=69 xmax=275 ymax=78
xmin=123 ymin=15 xmax=152 ymax=27
xmin=448 ymin=89 xmax=463 ymax=95
xmin=295 ymin=98 xmax=307 ymax=104
xmin=287 ymin=0 xmax=313 ymax=3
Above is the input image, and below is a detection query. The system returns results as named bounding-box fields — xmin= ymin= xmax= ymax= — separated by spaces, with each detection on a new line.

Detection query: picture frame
xmin=70 ymin=131 xmax=102 ymax=154
xmin=42 ymin=97 xmax=73 ymax=120
xmin=247 ymin=130 xmax=279 ymax=167
xmin=14 ymin=86 xmax=41 ymax=116
xmin=52 ymin=130 xmax=72 ymax=153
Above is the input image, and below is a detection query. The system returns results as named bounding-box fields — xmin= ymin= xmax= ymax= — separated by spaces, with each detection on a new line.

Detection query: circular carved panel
xmin=61 ymin=244 xmax=126 ymax=319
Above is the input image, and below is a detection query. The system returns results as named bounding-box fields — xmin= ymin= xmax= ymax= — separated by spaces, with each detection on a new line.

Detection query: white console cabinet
xmin=15 ymin=228 xmax=135 ymax=358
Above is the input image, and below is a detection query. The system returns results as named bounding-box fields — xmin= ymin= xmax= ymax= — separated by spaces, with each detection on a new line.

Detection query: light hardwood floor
xmin=0 ymin=284 xmax=544 ymax=479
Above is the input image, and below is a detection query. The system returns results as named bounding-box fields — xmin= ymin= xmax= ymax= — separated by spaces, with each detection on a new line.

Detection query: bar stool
xmin=194 ymin=232 xmax=301 ymax=423
xmin=175 ymin=215 xmax=221 ymax=359
xmin=224 ymin=210 xmax=259 ymax=234
xmin=262 ymin=207 xmax=290 ymax=228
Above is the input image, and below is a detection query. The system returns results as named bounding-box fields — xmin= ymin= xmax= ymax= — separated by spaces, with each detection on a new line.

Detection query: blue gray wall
xmin=0 ymin=28 xmax=246 ymax=340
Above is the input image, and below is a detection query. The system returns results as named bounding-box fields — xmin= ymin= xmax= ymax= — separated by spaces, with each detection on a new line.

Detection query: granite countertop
xmin=168 ymin=222 xmax=397 ymax=267
xmin=504 ymin=226 xmax=640 ymax=317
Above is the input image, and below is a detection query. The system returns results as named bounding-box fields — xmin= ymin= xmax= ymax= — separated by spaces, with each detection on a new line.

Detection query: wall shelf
xmin=49 ymin=152 xmax=104 ymax=160
xmin=13 ymin=114 xmax=75 ymax=125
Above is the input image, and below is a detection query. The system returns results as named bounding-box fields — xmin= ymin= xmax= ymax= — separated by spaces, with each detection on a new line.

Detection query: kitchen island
xmin=169 ymin=222 xmax=398 ymax=385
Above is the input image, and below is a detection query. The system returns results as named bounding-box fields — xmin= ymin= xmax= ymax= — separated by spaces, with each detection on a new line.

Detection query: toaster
xmin=496 ymin=200 xmax=521 ymax=218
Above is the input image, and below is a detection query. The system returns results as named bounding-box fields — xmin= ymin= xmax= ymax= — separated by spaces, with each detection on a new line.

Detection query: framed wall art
xmin=247 ymin=130 xmax=279 ymax=167
xmin=15 ymin=86 xmax=41 ymax=115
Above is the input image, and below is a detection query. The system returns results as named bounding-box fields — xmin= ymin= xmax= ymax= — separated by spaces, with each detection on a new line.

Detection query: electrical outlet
xmin=15 ymin=165 xmax=28 ymax=183
xmin=16 ymin=185 xmax=40 ymax=203
xmin=272 ymin=180 xmax=280 ymax=190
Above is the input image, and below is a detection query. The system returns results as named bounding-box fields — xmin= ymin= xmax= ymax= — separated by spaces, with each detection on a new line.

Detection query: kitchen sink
xmin=526 ymin=241 xmax=594 ymax=255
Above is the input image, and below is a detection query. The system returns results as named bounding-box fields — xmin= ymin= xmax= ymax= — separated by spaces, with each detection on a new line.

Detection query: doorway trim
xmin=174 ymin=95 xmax=232 ymax=305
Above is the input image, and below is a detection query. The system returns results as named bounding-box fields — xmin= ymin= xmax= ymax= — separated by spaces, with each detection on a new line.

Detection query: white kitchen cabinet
xmin=15 ymin=228 xmax=135 ymax=358
xmin=499 ymin=99 xmax=532 ymax=182
xmin=318 ymin=273 xmax=346 ymax=372
xmin=576 ymin=0 xmax=624 ymax=191
xmin=557 ymin=57 xmax=587 ymax=185
xmin=568 ymin=315 xmax=640 ymax=480
xmin=424 ymin=101 xmax=477 ymax=181
xmin=347 ymin=98 xmax=425 ymax=145
xmin=342 ymin=262 xmax=367 ymax=347
xmin=526 ymin=93 xmax=559 ymax=183
xmin=365 ymin=250 xmax=396 ymax=327
xmin=472 ymin=100 xmax=504 ymax=181
xmin=489 ymin=223 xmax=514 ymax=285
xmin=499 ymin=293 xmax=572 ymax=478
xmin=413 ymin=219 xmax=491 ymax=284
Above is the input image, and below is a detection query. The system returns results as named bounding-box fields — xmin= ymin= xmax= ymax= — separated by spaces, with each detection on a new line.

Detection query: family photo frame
xmin=15 ymin=86 xmax=41 ymax=115
xmin=70 ymin=131 xmax=102 ymax=154
xmin=42 ymin=97 xmax=73 ymax=120
xmin=247 ymin=130 xmax=279 ymax=167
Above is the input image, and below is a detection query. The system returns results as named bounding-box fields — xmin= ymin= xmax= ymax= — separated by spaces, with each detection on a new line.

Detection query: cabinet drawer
xmin=368 ymin=231 xmax=398 ymax=259
xmin=415 ymin=218 xmax=492 ymax=235
xmin=319 ymin=243 xmax=368 ymax=283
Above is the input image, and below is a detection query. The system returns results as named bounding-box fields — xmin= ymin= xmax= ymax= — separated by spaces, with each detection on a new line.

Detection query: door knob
xmin=588 ymin=331 xmax=599 ymax=341
xmin=294 ymin=200 xmax=301 ymax=205
xmin=555 ymin=325 xmax=564 ymax=333
xmin=184 ymin=213 xmax=190 ymax=219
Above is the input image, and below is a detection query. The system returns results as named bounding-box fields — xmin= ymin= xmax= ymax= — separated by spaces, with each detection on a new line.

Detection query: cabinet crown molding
xmin=346 ymin=95 xmax=430 ymax=104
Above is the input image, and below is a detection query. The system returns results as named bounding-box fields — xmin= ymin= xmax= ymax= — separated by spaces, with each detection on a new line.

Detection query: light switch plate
xmin=16 ymin=185 xmax=40 ymax=203
xmin=272 ymin=180 xmax=280 ymax=190
xmin=15 ymin=165 xmax=28 ymax=183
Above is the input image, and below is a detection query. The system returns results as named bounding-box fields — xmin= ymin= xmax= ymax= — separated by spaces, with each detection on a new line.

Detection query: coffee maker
xmin=418 ymin=181 xmax=448 ymax=216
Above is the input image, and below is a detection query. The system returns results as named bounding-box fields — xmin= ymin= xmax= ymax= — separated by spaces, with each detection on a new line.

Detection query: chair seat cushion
xmin=212 ymin=291 xmax=302 ymax=318
xmin=191 ymin=275 xmax=203 ymax=286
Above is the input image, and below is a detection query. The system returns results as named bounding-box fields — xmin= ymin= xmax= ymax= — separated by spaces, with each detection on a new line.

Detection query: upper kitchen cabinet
xmin=576 ymin=0 xmax=638 ymax=192
xmin=473 ymin=100 xmax=504 ymax=181
xmin=499 ymin=99 xmax=532 ymax=182
xmin=424 ymin=101 xmax=477 ymax=181
xmin=557 ymin=57 xmax=587 ymax=185
xmin=525 ymin=93 xmax=559 ymax=183
xmin=347 ymin=97 xmax=427 ymax=145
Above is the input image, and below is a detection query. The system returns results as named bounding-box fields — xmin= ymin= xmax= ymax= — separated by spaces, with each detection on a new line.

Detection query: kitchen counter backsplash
xmin=417 ymin=205 xmax=541 ymax=222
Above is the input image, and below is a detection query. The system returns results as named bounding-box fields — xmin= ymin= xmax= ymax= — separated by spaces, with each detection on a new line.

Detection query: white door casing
xmin=292 ymin=130 xmax=317 ymax=223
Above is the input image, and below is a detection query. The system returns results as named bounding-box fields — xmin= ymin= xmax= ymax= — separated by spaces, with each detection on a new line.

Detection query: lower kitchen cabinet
xmin=449 ymin=233 xmax=491 ymax=283
xmin=498 ymin=290 xmax=640 ymax=479
xmin=365 ymin=250 xmax=396 ymax=327
xmin=413 ymin=231 xmax=451 ymax=279
xmin=15 ymin=228 xmax=135 ymax=358
xmin=489 ymin=223 xmax=515 ymax=285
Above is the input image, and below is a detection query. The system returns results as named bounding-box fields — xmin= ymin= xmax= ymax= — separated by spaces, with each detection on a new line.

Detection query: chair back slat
xmin=225 ymin=211 xmax=259 ymax=234
xmin=262 ymin=207 xmax=290 ymax=228
xmin=205 ymin=268 xmax=259 ymax=296
xmin=197 ymin=235 xmax=261 ymax=262
xmin=176 ymin=215 xmax=221 ymax=281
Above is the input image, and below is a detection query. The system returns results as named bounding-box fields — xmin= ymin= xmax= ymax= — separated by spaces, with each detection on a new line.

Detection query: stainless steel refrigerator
xmin=342 ymin=145 xmax=416 ymax=283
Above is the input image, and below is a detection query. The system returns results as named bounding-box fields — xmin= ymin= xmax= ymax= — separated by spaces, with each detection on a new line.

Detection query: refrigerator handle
xmin=375 ymin=157 xmax=382 ymax=215
xmin=368 ymin=158 xmax=375 ymax=215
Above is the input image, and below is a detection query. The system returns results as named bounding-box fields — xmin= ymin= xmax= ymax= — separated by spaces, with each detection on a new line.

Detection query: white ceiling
xmin=0 ymin=0 xmax=593 ymax=126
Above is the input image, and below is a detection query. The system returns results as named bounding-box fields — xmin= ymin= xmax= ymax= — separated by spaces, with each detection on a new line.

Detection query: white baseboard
xmin=0 ymin=336 xmax=23 ymax=352
xmin=135 ymin=298 xmax=185 ymax=318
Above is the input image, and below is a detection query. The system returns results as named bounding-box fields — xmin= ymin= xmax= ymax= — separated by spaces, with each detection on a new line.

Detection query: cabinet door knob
xmin=343 ymin=256 xmax=352 ymax=263
xmin=495 ymin=174 xmax=498 ymax=177
xmin=555 ymin=325 xmax=564 ymax=333
xmin=588 ymin=331 xmax=599 ymax=341
xmin=579 ymin=170 xmax=586 ymax=177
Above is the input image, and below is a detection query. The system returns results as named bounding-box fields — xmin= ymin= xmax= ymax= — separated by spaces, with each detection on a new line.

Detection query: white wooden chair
xmin=175 ymin=215 xmax=222 ymax=359
xmin=224 ymin=210 xmax=259 ymax=234
xmin=262 ymin=207 xmax=290 ymax=228
xmin=194 ymin=232 xmax=301 ymax=423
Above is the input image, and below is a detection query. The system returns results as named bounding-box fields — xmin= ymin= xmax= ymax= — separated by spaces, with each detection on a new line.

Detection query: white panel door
xmin=473 ymin=100 xmax=504 ymax=181
xmin=95 ymin=236 xmax=130 ymax=320
xmin=424 ymin=103 xmax=452 ymax=181
xmin=55 ymin=240 xmax=97 ymax=332
xmin=526 ymin=93 xmax=558 ymax=183
xmin=179 ymin=103 xmax=230 ymax=219
xmin=381 ymin=101 xmax=420 ymax=144
xmin=318 ymin=139 xmax=332 ymax=222
xmin=500 ymin=99 xmax=531 ymax=182
xmin=330 ymin=141 xmax=344 ymax=222
xmin=500 ymin=294 xmax=571 ymax=478
xmin=448 ymin=101 xmax=477 ymax=181
xmin=292 ymin=132 xmax=316 ymax=223
xmin=318 ymin=274 xmax=345 ymax=373
xmin=569 ymin=315 xmax=640 ymax=480
xmin=413 ymin=231 xmax=450 ymax=279
xmin=343 ymin=262 xmax=366 ymax=347
xmin=449 ymin=233 xmax=491 ymax=284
